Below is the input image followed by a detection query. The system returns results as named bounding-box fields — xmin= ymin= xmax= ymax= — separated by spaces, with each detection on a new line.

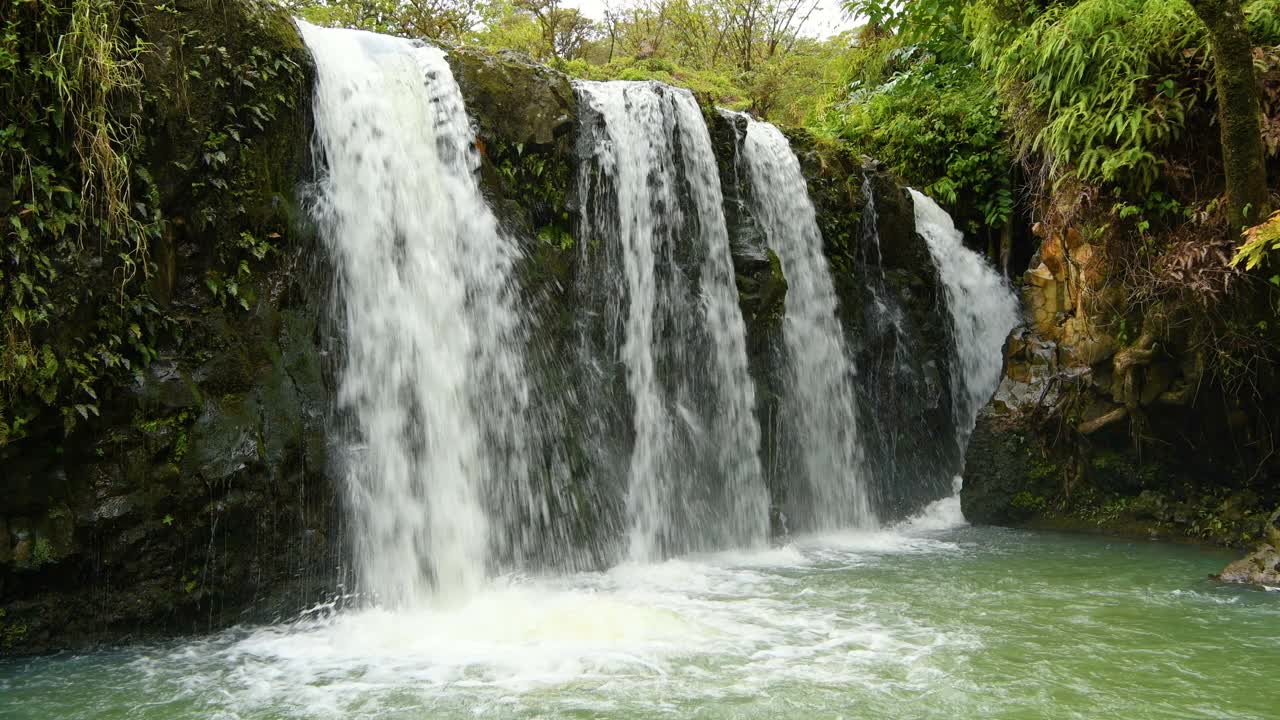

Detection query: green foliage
xmin=1245 ymin=0 xmax=1280 ymax=44
xmin=31 ymin=537 xmax=53 ymax=566
xmin=1234 ymin=209 xmax=1280 ymax=280
xmin=828 ymin=0 xmax=1280 ymax=236
xmin=1 ymin=1 xmax=303 ymax=447
xmin=135 ymin=408 xmax=193 ymax=463
xmin=0 ymin=609 xmax=29 ymax=650
xmin=470 ymin=1 xmax=546 ymax=56
xmin=967 ymin=0 xmax=1207 ymax=194
xmin=1010 ymin=490 xmax=1046 ymax=512
xmin=1 ymin=0 xmax=161 ymax=444
xmin=489 ymin=137 xmax=575 ymax=250
xmin=844 ymin=0 xmax=971 ymax=59
xmin=815 ymin=37 xmax=1012 ymax=233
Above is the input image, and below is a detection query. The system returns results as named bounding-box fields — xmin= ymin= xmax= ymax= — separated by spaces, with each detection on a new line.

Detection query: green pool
xmin=2 ymin=516 xmax=1275 ymax=719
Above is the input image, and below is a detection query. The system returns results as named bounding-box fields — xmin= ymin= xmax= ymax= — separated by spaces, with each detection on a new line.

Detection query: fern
xmin=968 ymin=0 xmax=1207 ymax=192
xmin=1234 ymin=210 xmax=1280 ymax=272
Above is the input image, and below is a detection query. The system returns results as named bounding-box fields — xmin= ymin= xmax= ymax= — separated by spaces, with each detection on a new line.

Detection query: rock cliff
xmin=1 ymin=1 xmax=960 ymax=653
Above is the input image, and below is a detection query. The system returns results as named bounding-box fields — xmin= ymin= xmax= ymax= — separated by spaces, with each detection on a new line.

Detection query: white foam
xmin=898 ymin=476 xmax=969 ymax=533
xmin=129 ymin=543 xmax=968 ymax=718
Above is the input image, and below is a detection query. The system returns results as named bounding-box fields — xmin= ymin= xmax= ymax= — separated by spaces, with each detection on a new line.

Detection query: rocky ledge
xmin=960 ymin=207 xmax=1280 ymax=578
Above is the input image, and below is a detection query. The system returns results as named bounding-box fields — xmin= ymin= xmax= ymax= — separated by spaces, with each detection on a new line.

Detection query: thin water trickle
xmin=575 ymin=81 xmax=768 ymax=561
xmin=734 ymin=115 xmax=873 ymax=531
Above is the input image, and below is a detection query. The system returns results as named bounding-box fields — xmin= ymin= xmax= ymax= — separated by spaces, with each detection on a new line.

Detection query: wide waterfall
xmin=303 ymin=24 xmax=534 ymax=606
xmin=911 ymin=189 xmax=1020 ymax=450
xmin=9 ymin=12 xmax=1277 ymax=716
xmin=734 ymin=115 xmax=873 ymax=531
xmin=575 ymin=81 xmax=768 ymax=560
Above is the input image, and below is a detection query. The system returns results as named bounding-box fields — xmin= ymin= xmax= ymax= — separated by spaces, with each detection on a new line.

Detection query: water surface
xmin=3 ymin=513 xmax=1274 ymax=720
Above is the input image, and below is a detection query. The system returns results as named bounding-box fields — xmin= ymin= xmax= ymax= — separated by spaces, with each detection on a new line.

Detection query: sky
xmin=559 ymin=0 xmax=858 ymax=39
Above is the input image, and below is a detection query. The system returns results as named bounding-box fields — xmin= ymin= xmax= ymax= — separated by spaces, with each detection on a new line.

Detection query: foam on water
xmin=107 ymin=529 xmax=975 ymax=719
xmin=897 ymin=476 xmax=968 ymax=532
xmin=5 ymin=529 xmax=1277 ymax=720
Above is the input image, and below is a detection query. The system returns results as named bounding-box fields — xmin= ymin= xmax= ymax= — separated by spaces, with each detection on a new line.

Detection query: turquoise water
xmin=2 ymin=518 xmax=1276 ymax=719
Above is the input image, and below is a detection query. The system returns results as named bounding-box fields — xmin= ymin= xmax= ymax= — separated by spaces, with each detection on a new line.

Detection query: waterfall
xmin=910 ymin=189 xmax=1020 ymax=452
xmin=302 ymin=24 xmax=532 ymax=606
xmin=575 ymin=81 xmax=768 ymax=560
xmin=734 ymin=116 xmax=874 ymax=531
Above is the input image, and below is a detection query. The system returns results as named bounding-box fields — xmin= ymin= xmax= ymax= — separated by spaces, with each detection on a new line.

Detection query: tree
xmin=288 ymin=0 xmax=401 ymax=32
xmin=516 ymin=0 xmax=598 ymax=60
xmin=399 ymin=0 xmax=487 ymax=40
xmin=1188 ymin=0 xmax=1270 ymax=228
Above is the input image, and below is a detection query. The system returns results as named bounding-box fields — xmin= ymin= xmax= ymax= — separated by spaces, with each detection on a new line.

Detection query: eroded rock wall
xmin=962 ymin=218 xmax=1280 ymax=549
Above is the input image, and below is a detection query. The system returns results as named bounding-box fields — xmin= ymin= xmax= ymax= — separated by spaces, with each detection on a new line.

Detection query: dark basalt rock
xmin=2 ymin=2 xmax=966 ymax=654
xmin=0 ymin=0 xmax=336 ymax=655
xmin=960 ymin=408 xmax=1053 ymax=525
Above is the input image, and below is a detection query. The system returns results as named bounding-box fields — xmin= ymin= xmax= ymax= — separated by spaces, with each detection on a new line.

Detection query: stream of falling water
xmin=735 ymin=116 xmax=873 ymax=531
xmin=910 ymin=189 xmax=1021 ymax=450
xmin=575 ymin=81 xmax=768 ymax=560
xmin=303 ymin=23 xmax=531 ymax=606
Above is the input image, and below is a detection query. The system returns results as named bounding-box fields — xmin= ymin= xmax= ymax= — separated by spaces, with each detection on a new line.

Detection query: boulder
xmin=1217 ymin=544 xmax=1280 ymax=587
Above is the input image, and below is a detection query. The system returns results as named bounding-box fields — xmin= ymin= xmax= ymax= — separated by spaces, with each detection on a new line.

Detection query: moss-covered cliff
xmin=1 ymin=0 xmax=335 ymax=653
xmin=1 ymin=1 xmax=962 ymax=653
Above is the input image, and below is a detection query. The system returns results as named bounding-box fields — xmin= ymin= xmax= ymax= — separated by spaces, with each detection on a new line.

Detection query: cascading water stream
xmin=910 ymin=189 xmax=1021 ymax=463
xmin=734 ymin=116 xmax=873 ymax=531
xmin=575 ymin=81 xmax=768 ymax=560
xmin=302 ymin=23 xmax=532 ymax=606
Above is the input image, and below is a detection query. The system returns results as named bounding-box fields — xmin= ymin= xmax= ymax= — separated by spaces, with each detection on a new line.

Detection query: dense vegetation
xmin=5 ymin=0 xmax=1279 ymax=527
xmin=1 ymin=0 xmax=304 ymax=446
xmin=283 ymin=0 xmax=1280 ymax=439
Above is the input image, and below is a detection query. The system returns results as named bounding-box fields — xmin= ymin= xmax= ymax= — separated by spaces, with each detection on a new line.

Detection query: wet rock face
xmin=963 ymin=237 xmax=1279 ymax=542
xmin=2 ymin=6 xmax=963 ymax=653
xmin=960 ymin=409 xmax=1054 ymax=525
xmin=0 ymin=0 xmax=338 ymax=654
xmin=789 ymin=140 xmax=955 ymax=518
